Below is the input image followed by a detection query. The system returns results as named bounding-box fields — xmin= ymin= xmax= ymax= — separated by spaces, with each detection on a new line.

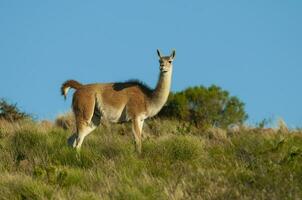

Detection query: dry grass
xmin=0 ymin=119 xmax=55 ymax=136
xmin=55 ymin=112 xmax=75 ymax=131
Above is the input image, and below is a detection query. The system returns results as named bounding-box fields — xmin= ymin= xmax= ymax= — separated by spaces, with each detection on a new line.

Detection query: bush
xmin=55 ymin=112 xmax=75 ymax=131
xmin=0 ymin=99 xmax=31 ymax=122
xmin=159 ymin=85 xmax=248 ymax=129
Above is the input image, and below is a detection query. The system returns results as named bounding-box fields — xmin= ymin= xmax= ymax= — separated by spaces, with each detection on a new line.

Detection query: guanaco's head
xmin=157 ymin=49 xmax=176 ymax=74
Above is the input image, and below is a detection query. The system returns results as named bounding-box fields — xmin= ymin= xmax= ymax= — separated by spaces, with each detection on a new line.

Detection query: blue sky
xmin=0 ymin=1 xmax=301 ymax=127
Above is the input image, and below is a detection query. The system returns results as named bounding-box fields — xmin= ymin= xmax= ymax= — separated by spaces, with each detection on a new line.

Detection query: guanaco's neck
xmin=148 ymin=70 xmax=172 ymax=116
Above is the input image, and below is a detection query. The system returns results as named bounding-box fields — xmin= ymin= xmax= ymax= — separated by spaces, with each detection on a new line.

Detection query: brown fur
xmin=61 ymin=49 xmax=176 ymax=153
xmin=61 ymin=80 xmax=83 ymax=99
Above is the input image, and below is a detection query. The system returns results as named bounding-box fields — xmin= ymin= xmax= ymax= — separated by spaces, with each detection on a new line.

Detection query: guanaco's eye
xmin=168 ymin=61 xmax=172 ymax=64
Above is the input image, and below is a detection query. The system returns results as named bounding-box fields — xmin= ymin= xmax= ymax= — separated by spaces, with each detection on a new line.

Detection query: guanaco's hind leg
xmin=73 ymin=123 xmax=96 ymax=149
xmin=68 ymin=91 xmax=98 ymax=149
xmin=132 ymin=117 xmax=144 ymax=154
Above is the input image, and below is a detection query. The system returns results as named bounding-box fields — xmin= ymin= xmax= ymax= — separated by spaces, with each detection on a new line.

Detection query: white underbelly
xmin=100 ymin=105 xmax=130 ymax=123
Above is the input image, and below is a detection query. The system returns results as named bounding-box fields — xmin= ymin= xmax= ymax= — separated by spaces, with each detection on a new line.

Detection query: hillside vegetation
xmin=0 ymin=118 xmax=301 ymax=200
xmin=159 ymin=85 xmax=248 ymax=129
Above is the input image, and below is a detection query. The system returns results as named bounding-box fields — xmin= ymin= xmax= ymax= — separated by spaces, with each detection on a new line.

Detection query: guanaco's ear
xmin=170 ymin=49 xmax=176 ymax=59
xmin=157 ymin=49 xmax=162 ymax=58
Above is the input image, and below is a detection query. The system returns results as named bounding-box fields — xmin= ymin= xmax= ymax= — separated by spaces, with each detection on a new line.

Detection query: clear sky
xmin=0 ymin=1 xmax=301 ymax=127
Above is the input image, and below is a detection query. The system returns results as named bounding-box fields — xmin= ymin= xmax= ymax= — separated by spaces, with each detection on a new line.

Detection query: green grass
xmin=0 ymin=119 xmax=301 ymax=199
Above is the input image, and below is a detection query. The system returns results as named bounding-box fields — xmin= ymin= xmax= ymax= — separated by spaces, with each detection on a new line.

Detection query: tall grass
xmin=0 ymin=118 xmax=301 ymax=199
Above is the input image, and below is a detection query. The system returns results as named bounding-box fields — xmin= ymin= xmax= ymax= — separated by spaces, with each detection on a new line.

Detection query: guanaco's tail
xmin=61 ymin=80 xmax=83 ymax=100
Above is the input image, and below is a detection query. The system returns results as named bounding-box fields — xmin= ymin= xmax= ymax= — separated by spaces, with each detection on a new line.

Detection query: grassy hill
xmin=0 ymin=118 xmax=301 ymax=200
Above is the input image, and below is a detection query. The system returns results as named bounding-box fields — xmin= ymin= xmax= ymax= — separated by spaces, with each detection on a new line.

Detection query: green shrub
xmin=159 ymin=85 xmax=248 ymax=129
xmin=0 ymin=99 xmax=31 ymax=122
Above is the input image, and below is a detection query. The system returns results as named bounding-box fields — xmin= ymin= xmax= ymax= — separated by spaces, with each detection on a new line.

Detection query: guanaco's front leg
xmin=132 ymin=117 xmax=144 ymax=154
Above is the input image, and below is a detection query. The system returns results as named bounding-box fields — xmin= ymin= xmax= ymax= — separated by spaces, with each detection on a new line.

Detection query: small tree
xmin=0 ymin=99 xmax=31 ymax=122
xmin=158 ymin=85 xmax=248 ymax=129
